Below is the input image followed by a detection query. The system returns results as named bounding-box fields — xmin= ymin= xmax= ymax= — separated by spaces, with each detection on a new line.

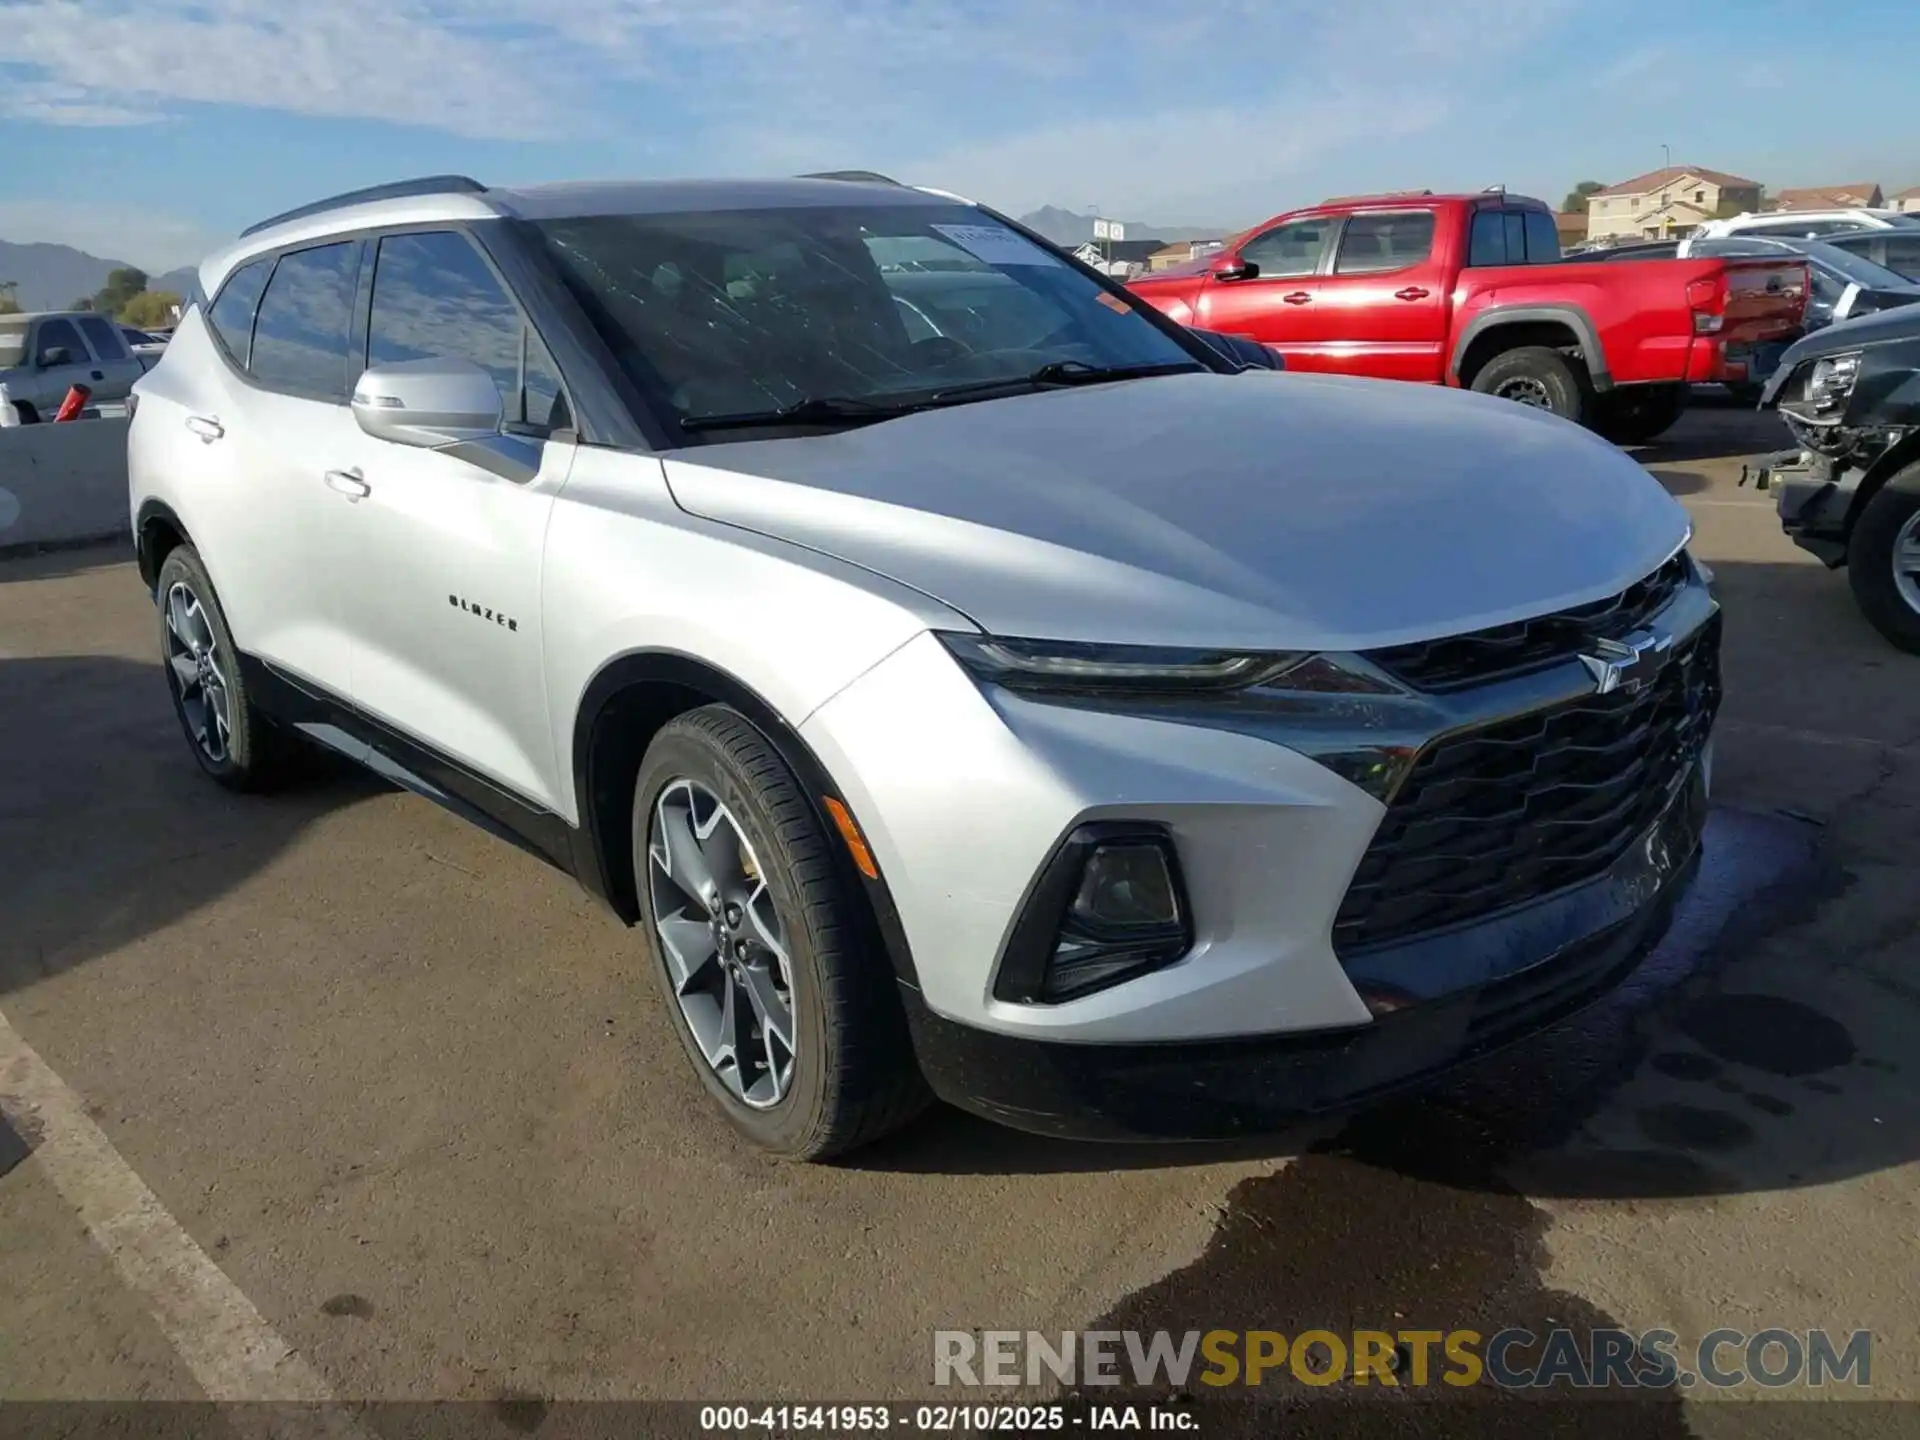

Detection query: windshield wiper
xmin=925 ymin=359 xmax=1202 ymax=404
xmin=679 ymin=394 xmax=926 ymax=432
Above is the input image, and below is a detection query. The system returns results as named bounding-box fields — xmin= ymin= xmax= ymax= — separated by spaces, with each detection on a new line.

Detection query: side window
xmin=1467 ymin=211 xmax=1507 ymax=267
xmin=34 ymin=318 xmax=85 ymax=365
xmin=75 ymin=315 xmax=129 ymax=361
xmin=1333 ymin=212 xmax=1435 ymax=274
xmin=249 ymin=243 xmax=360 ymax=399
xmin=368 ymin=230 xmax=567 ymax=432
xmin=1880 ymin=237 xmax=1920 ymax=279
xmin=1239 ymin=218 xmax=1335 ymax=278
xmin=209 ymin=258 xmax=272 ymax=367
xmin=1523 ymin=211 xmax=1562 ymax=264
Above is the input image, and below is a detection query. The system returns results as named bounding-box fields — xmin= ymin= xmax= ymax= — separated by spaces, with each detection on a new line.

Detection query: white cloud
xmin=0 ymin=200 xmax=220 ymax=271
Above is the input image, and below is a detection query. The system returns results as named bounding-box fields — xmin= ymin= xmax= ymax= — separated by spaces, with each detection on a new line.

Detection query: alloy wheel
xmin=647 ymin=778 xmax=797 ymax=1108
xmin=1895 ymin=510 xmax=1920 ymax=616
xmin=1496 ymin=376 xmax=1554 ymax=410
xmin=164 ymin=581 xmax=233 ymax=764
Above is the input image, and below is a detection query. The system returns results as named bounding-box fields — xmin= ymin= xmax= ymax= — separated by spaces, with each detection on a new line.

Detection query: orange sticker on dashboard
xmin=1095 ymin=292 xmax=1130 ymax=314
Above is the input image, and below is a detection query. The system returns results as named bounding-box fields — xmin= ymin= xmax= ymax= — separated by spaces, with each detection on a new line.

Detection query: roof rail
xmin=239 ymin=175 xmax=488 ymax=238
xmin=798 ymin=170 xmax=901 ymax=185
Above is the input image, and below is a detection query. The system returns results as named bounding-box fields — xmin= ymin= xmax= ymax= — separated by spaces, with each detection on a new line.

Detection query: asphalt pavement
xmin=2 ymin=399 xmax=1916 ymax=1436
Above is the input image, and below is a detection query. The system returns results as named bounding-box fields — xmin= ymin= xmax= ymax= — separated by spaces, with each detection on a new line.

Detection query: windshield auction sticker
xmin=931 ymin=223 xmax=1062 ymax=267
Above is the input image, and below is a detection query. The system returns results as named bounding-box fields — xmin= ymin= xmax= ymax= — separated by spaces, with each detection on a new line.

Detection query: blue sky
xmin=4 ymin=0 xmax=1918 ymax=272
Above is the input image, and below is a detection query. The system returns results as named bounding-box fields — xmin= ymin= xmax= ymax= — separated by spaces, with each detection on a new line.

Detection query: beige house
xmin=1896 ymin=187 xmax=1920 ymax=215
xmin=1585 ymin=165 xmax=1763 ymax=242
xmin=1146 ymin=238 xmax=1225 ymax=271
xmin=1773 ymin=183 xmax=1884 ymax=211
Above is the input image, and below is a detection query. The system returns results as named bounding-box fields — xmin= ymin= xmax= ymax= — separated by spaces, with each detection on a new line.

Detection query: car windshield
xmin=534 ymin=202 xmax=1203 ymax=431
xmin=0 ymin=319 xmax=27 ymax=369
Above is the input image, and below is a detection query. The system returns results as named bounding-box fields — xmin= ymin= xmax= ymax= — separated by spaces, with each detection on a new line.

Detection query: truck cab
xmin=0 ymin=311 xmax=149 ymax=422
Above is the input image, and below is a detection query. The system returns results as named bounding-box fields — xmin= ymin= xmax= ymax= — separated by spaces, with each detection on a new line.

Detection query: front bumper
xmin=1746 ymin=447 xmax=1861 ymax=566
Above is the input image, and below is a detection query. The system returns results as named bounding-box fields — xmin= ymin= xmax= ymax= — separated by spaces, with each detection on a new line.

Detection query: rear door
xmin=1314 ymin=209 xmax=1446 ymax=381
xmin=1191 ymin=214 xmax=1337 ymax=362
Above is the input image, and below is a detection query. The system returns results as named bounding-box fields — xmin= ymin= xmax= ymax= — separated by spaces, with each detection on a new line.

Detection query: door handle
xmin=90 ymin=370 xmax=105 ymax=381
xmin=184 ymin=415 xmax=224 ymax=443
xmin=1394 ymin=287 xmax=1431 ymax=301
xmin=324 ymin=468 xmax=371 ymax=500
xmin=1282 ymin=291 xmax=1312 ymax=305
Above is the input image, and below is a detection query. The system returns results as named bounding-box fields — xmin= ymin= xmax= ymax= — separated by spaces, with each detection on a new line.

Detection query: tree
xmin=1561 ymin=180 xmax=1605 ymax=214
xmin=89 ymin=266 xmax=148 ymax=317
xmin=120 ymin=290 xmax=182 ymax=329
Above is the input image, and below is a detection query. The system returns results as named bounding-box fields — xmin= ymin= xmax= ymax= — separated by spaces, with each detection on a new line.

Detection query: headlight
xmin=938 ymin=632 xmax=1303 ymax=693
xmin=1806 ymin=352 xmax=1862 ymax=413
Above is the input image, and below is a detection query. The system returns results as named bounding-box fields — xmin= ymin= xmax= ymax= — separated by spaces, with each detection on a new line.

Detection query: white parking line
xmin=0 ymin=1009 xmax=367 ymax=1438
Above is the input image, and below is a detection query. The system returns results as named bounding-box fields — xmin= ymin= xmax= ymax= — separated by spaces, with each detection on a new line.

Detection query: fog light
xmin=993 ymin=825 xmax=1192 ymax=1004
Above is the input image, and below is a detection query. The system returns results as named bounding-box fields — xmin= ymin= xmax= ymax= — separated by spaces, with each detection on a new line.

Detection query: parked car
xmin=131 ymin=173 xmax=1721 ymax=1157
xmin=1126 ymin=190 xmax=1807 ymax=444
xmin=1822 ymin=227 xmax=1920 ymax=283
xmin=1695 ymin=209 xmax=1920 ymax=241
xmin=121 ymin=325 xmax=169 ymax=370
xmin=1751 ymin=304 xmax=1920 ymax=652
xmin=0 ymin=310 xmax=147 ymax=421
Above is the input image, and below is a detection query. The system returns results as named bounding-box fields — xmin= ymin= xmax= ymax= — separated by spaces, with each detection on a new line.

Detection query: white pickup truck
xmin=0 ymin=310 xmax=148 ymax=422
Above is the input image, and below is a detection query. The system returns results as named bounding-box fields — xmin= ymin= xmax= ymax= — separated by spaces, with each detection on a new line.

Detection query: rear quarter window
xmin=209 ymin=258 xmax=273 ymax=368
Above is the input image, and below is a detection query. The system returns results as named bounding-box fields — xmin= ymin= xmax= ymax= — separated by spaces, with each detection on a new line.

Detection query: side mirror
xmin=1209 ymin=256 xmax=1258 ymax=282
xmin=350 ymin=357 xmax=541 ymax=484
xmin=39 ymin=346 xmax=73 ymax=367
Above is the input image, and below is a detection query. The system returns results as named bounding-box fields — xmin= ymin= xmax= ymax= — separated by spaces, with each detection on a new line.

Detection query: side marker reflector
xmin=822 ymin=796 xmax=879 ymax=880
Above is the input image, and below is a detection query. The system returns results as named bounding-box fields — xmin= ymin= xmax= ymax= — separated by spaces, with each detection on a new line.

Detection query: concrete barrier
xmin=0 ymin=418 xmax=130 ymax=553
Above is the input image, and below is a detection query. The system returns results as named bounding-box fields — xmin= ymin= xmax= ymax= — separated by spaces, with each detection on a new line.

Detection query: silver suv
xmin=129 ymin=174 xmax=1720 ymax=1158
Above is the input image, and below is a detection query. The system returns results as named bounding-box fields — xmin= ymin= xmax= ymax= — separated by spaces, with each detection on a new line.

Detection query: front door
xmin=333 ymin=228 xmax=576 ymax=814
xmin=1192 ymin=214 xmax=1339 ymax=364
xmin=1312 ymin=210 xmax=1448 ymax=382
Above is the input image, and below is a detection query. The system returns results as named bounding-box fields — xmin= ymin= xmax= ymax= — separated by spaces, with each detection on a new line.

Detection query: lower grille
xmin=1333 ymin=612 xmax=1721 ymax=955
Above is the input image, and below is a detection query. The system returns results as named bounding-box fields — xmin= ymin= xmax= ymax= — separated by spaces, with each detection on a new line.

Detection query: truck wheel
xmin=1591 ymin=384 xmax=1690 ymax=445
xmin=633 ymin=706 xmax=930 ymax=1159
xmin=155 ymin=545 xmax=307 ymax=790
xmin=1470 ymin=347 xmax=1590 ymax=424
xmin=1847 ymin=466 xmax=1920 ymax=654
xmin=11 ymin=401 xmax=40 ymax=425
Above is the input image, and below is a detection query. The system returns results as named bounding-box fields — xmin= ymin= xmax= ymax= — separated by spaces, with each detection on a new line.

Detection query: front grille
xmin=1366 ymin=553 xmax=1691 ymax=692
xmin=1333 ymin=612 xmax=1721 ymax=955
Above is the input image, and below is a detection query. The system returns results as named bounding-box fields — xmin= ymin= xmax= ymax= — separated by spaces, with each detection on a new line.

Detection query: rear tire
xmin=1591 ymin=383 xmax=1689 ymax=445
xmin=1847 ymin=466 xmax=1920 ymax=654
xmin=11 ymin=401 xmax=40 ymax=425
xmin=155 ymin=545 xmax=306 ymax=790
xmin=633 ymin=706 xmax=929 ymax=1159
xmin=1470 ymin=346 xmax=1591 ymax=424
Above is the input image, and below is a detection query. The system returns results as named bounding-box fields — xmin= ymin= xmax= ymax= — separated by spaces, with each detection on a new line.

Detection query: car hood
xmin=661 ymin=370 xmax=1691 ymax=652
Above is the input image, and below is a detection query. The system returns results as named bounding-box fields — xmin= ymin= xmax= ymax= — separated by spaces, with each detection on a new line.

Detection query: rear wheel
xmin=1725 ymin=382 xmax=1764 ymax=407
xmin=10 ymin=401 xmax=40 ymax=425
xmin=1591 ymin=383 xmax=1689 ymax=445
xmin=1470 ymin=346 xmax=1591 ymax=424
xmin=155 ymin=546 xmax=305 ymax=790
xmin=1847 ymin=466 xmax=1920 ymax=654
xmin=634 ymin=706 xmax=929 ymax=1159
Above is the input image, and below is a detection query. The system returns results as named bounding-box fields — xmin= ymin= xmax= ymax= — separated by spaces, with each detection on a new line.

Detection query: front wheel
xmin=1469 ymin=346 xmax=1591 ymax=424
xmin=1847 ymin=466 xmax=1920 ymax=654
xmin=633 ymin=706 xmax=929 ymax=1159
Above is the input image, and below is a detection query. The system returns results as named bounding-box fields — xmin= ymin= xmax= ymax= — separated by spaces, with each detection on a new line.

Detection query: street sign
xmin=1092 ymin=218 xmax=1111 ymax=240
xmin=1106 ymin=221 xmax=1125 ymax=242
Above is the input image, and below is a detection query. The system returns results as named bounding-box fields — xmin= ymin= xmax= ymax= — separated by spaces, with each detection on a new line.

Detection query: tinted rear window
xmin=1468 ymin=208 xmax=1558 ymax=266
xmin=210 ymin=258 xmax=272 ymax=367
xmin=249 ymin=242 xmax=360 ymax=399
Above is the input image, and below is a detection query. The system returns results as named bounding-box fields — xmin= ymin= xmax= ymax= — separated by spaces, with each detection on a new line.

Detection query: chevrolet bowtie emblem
xmin=1580 ymin=629 xmax=1672 ymax=695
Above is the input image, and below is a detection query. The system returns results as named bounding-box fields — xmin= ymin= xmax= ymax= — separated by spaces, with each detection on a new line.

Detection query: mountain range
xmin=2 ymin=207 xmax=1224 ymax=313
xmin=1 ymin=239 xmax=197 ymax=312
xmin=1014 ymin=206 xmax=1225 ymax=248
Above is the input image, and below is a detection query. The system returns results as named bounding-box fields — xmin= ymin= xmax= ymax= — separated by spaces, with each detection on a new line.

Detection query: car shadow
xmin=1627 ymin=405 xmax=1790 ymax=464
xmin=0 ymin=653 xmax=385 ymax=999
xmin=0 ymin=538 xmax=130 ymax=585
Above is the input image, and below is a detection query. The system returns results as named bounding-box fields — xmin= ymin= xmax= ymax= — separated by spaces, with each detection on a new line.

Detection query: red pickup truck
xmin=1128 ymin=191 xmax=1807 ymax=442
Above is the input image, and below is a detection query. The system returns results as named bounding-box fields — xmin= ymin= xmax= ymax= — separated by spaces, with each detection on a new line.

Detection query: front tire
xmin=1469 ymin=346 xmax=1591 ymax=424
xmin=1847 ymin=466 xmax=1920 ymax=654
xmin=633 ymin=706 xmax=928 ymax=1159
xmin=154 ymin=545 xmax=304 ymax=790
